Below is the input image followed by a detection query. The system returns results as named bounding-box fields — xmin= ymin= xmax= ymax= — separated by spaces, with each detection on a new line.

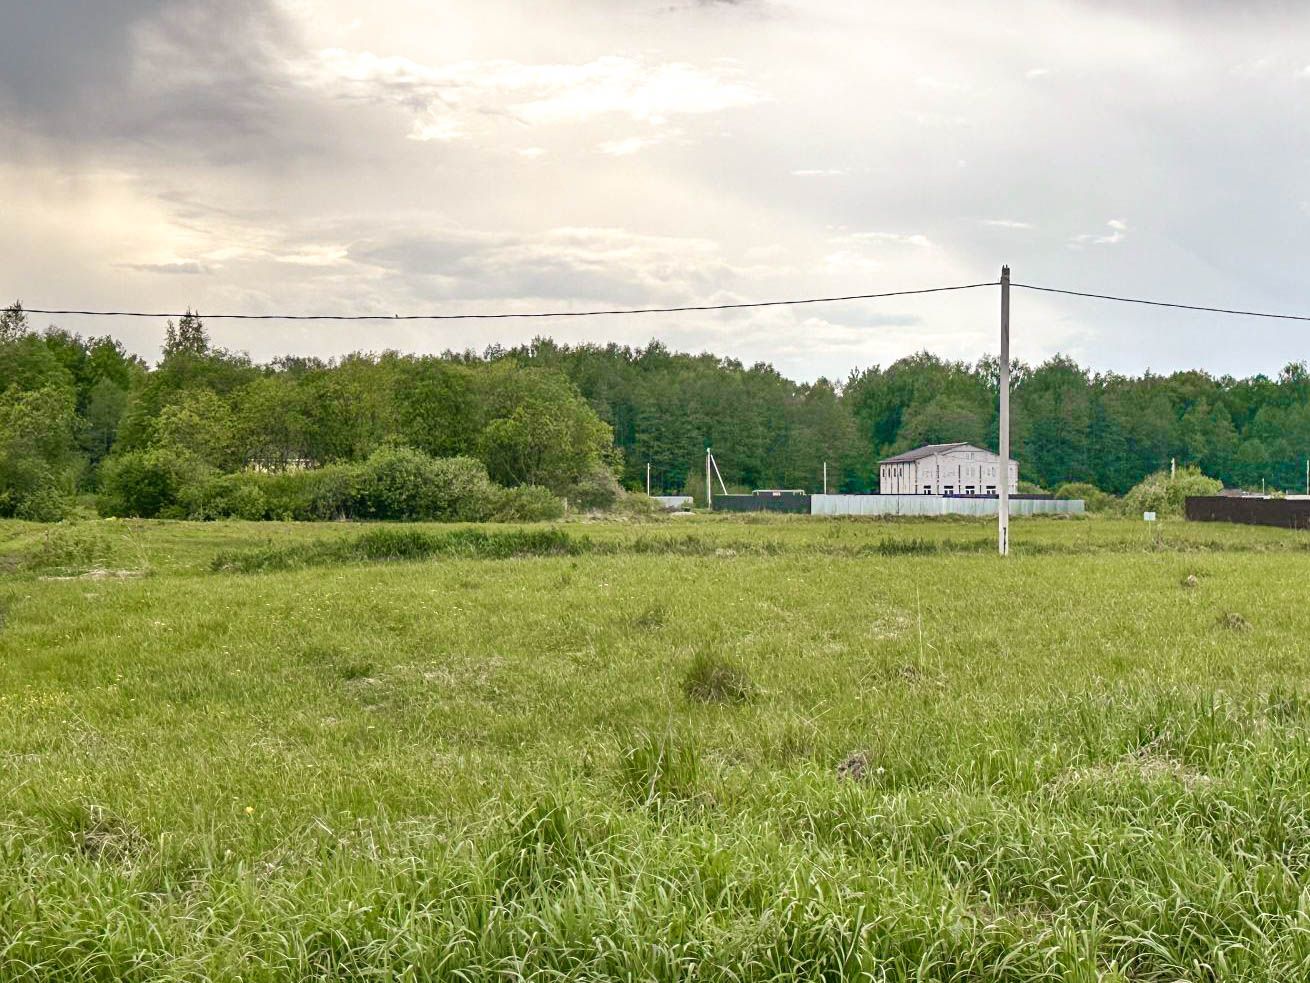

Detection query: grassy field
xmin=4 ymin=513 xmax=1310 ymax=980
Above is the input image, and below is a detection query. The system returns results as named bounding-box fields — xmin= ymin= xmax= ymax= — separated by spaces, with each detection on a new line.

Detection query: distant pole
xmin=1305 ymin=458 xmax=1308 ymax=496
xmin=646 ymin=462 xmax=651 ymax=496
xmin=999 ymin=265 xmax=1010 ymax=557
xmin=706 ymin=447 xmax=713 ymax=511
xmin=823 ymin=461 xmax=828 ymax=495
xmin=1171 ymin=458 xmax=1176 ymax=480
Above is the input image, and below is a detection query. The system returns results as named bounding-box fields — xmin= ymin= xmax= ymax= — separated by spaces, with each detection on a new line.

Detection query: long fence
xmin=1185 ymin=496 xmax=1310 ymax=530
xmin=709 ymin=494 xmax=1083 ymax=516
xmin=810 ymin=494 xmax=1083 ymax=517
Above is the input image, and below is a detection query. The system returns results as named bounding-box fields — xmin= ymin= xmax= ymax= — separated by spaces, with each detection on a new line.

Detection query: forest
xmin=2 ymin=299 xmax=1309 ymax=521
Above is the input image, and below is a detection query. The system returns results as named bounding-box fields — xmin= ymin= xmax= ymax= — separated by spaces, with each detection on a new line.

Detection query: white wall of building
xmin=878 ymin=445 xmax=1017 ymax=495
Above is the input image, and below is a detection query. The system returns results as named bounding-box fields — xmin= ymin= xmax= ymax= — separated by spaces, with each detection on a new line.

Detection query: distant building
xmin=879 ymin=442 xmax=1017 ymax=496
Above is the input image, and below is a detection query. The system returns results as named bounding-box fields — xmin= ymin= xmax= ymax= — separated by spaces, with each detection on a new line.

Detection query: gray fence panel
xmin=810 ymin=495 xmax=1084 ymax=517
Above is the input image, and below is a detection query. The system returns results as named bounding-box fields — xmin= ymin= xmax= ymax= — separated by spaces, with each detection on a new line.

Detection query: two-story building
xmin=878 ymin=442 xmax=1018 ymax=496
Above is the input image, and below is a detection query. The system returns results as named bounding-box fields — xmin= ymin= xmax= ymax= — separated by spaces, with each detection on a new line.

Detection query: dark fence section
xmin=713 ymin=493 xmax=812 ymax=513
xmin=1185 ymin=496 xmax=1310 ymax=530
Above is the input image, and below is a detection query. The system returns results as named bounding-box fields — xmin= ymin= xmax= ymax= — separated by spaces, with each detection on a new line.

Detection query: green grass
xmin=3 ymin=514 xmax=1310 ymax=979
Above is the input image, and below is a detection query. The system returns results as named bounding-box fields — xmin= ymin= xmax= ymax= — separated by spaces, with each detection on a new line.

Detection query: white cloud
xmin=298 ymin=49 xmax=765 ymax=143
xmin=1070 ymin=219 xmax=1128 ymax=247
xmin=982 ymin=219 xmax=1034 ymax=230
xmin=1025 ymin=67 xmax=1049 ymax=79
xmin=598 ymin=135 xmax=662 ymax=156
xmin=845 ymin=232 xmax=933 ymax=248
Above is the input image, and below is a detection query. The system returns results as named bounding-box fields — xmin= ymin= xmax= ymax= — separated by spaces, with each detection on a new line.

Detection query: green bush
xmin=566 ymin=465 xmax=622 ymax=511
xmin=1122 ymin=467 xmax=1223 ymax=518
xmin=98 ymin=448 xmax=209 ymax=518
xmin=1054 ymin=481 xmax=1115 ymax=512
xmin=1017 ymin=480 xmax=1048 ymax=495
xmin=353 ymin=447 xmax=497 ymax=521
xmin=491 ymin=484 xmax=566 ymax=522
xmin=180 ymin=472 xmax=271 ymax=521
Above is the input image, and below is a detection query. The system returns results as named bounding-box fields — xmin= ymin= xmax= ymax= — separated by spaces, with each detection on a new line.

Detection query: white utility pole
xmin=646 ymin=462 xmax=651 ymax=496
xmin=823 ymin=461 xmax=828 ymax=495
xmin=1171 ymin=458 xmax=1176 ymax=479
xmin=706 ymin=447 xmax=713 ymax=511
xmin=999 ymin=265 xmax=1010 ymax=557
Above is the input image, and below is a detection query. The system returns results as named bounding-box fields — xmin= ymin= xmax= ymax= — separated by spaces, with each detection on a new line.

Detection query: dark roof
xmin=880 ymin=442 xmax=973 ymax=464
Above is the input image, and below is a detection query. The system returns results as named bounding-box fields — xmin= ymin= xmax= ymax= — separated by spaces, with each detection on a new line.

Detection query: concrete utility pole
xmin=646 ymin=462 xmax=651 ymax=496
xmin=823 ymin=461 xmax=828 ymax=495
xmin=999 ymin=265 xmax=1010 ymax=557
xmin=706 ymin=447 xmax=713 ymax=511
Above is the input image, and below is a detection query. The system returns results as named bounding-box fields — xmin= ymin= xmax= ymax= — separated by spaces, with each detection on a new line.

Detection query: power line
xmin=15 ymin=281 xmax=997 ymax=321
xmin=1012 ymin=282 xmax=1310 ymax=323
xmin=19 ymin=278 xmax=1310 ymax=324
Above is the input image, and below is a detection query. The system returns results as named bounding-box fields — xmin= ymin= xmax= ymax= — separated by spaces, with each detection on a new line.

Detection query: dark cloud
xmin=0 ymin=1 xmax=169 ymax=115
xmin=0 ymin=0 xmax=316 ymax=165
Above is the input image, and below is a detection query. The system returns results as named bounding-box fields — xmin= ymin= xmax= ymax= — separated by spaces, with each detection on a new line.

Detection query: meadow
xmin=3 ymin=513 xmax=1310 ymax=981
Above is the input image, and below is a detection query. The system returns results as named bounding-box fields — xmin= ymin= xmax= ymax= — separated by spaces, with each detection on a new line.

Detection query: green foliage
xmin=352 ymin=446 xmax=497 ymax=521
xmin=176 ymin=448 xmax=565 ymax=524
xmin=15 ymin=301 xmax=1310 ymax=525
xmin=1054 ymin=481 xmax=1115 ymax=512
xmin=97 ymin=447 xmax=209 ymax=518
xmin=1123 ymin=467 xmax=1224 ymax=518
xmin=490 ymin=484 xmax=566 ymax=522
xmin=566 ymin=463 xmax=623 ymax=511
xmin=478 ymin=364 xmax=618 ymax=493
xmin=1016 ymin=480 xmax=1047 ymax=495
xmin=0 ymin=385 xmax=79 ymax=520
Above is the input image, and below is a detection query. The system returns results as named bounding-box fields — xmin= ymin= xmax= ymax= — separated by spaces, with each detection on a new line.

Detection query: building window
xmin=943 ymin=485 xmax=954 ymax=495
xmin=985 ymin=485 xmax=996 ymax=495
xmin=965 ymin=485 xmax=975 ymax=495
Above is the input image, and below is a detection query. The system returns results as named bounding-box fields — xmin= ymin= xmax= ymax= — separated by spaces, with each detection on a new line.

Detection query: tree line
xmin=1 ymin=300 xmax=1307 ymax=520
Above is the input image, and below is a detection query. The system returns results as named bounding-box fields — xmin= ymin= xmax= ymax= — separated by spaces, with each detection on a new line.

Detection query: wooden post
xmin=999 ymin=265 xmax=1010 ymax=557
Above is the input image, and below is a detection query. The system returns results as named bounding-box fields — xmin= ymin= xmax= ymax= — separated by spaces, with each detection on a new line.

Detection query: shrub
xmin=1123 ymin=467 xmax=1222 ymax=518
xmin=98 ymin=448 xmax=209 ymax=518
xmin=491 ymin=484 xmax=566 ymax=522
xmin=1053 ymin=481 xmax=1115 ymax=512
xmin=566 ymin=464 xmax=622 ymax=511
xmin=353 ymin=447 xmax=497 ymax=521
xmin=283 ymin=464 xmax=359 ymax=520
xmin=1016 ymin=480 xmax=1048 ymax=495
xmin=180 ymin=472 xmax=270 ymax=521
xmin=610 ymin=492 xmax=665 ymax=519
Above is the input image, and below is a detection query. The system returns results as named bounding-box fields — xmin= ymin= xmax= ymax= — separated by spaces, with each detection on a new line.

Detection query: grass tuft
xmin=682 ymin=651 xmax=755 ymax=704
xmin=1217 ymin=611 xmax=1251 ymax=631
xmin=617 ymin=731 xmax=704 ymax=806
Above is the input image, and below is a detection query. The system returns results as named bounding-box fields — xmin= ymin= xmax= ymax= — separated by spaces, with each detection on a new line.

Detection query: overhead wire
xmin=15 ymin=281 xmax=997 ymax=321
xmin=14 ymin=279 xmax=1310 ymax=324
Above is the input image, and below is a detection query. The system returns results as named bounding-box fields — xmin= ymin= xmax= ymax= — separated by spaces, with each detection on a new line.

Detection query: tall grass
xmin=4 ymin=515 xmax=1310 ymax=978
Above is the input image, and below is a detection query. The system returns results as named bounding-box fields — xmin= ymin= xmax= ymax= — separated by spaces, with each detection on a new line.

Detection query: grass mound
xmin=682 ymin=651 xmax=755 ymax=704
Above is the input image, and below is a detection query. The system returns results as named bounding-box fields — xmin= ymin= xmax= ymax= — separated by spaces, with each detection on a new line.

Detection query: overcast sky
xmin=3 ymin=0 xmax=1309 ymax=381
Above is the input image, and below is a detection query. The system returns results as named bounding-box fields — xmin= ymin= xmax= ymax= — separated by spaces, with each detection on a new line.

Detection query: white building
xmin=878 ymin=442 xmax=1018 ymax=496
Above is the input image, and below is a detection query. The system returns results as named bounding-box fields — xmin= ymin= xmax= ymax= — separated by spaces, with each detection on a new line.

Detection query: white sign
xmin=1143 ymin=511 xmax=1157 ymax=522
